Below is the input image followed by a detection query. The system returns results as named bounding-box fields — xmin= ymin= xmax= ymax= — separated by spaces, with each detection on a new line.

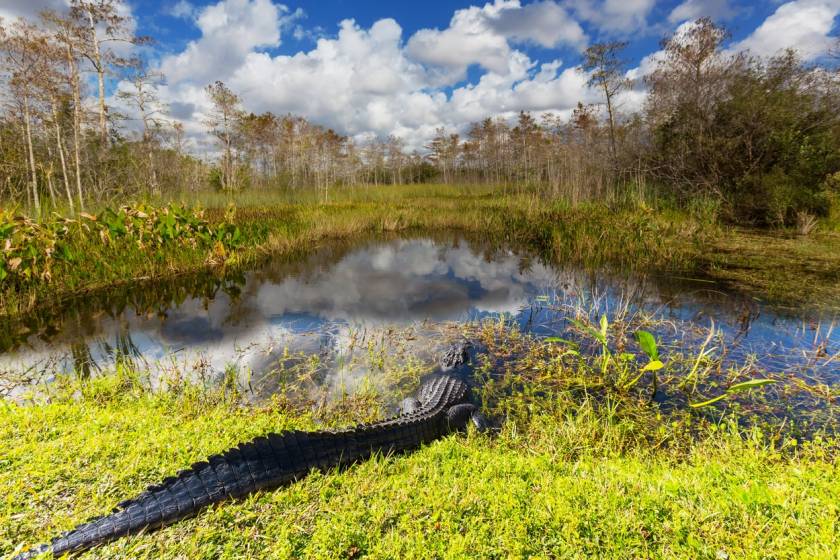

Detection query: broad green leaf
xmin=635 ymin=330 xmax=659 ymax=360
xmin=600 ymin=314 xmax=609 ymax=337
xmin=642 ymin=360 xmax=664 ymax=372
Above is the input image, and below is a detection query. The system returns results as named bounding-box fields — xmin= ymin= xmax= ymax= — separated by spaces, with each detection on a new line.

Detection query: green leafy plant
xmin=564 ymin=315 xmax=666 ymax=396
xmin=0 ymin=203 xmax=242 ymax=289
xmin=623 ymin=330 xmax=664 ymax=393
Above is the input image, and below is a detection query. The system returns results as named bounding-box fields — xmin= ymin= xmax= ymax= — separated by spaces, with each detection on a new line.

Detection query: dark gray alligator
xmin=12 ymin=343 xmax=484 ymax=559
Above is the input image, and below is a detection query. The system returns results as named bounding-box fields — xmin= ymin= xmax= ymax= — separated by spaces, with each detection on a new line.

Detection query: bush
xmin=646 ymin=20 xmax=840 ymax=226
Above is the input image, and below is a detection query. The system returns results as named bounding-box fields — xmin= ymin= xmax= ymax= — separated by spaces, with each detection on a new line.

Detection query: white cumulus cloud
xmin=406 ymin=0 xmax=585 ymax=84
xmin=567 ymin=0 xmax=656 ymax=34
xmin=729 ymin=0 xmax=840 ymax=61
xmin=668 ymin=0 xmax=738 ymax=23
xmin=143 ymin=0 xmax=599 ymax=153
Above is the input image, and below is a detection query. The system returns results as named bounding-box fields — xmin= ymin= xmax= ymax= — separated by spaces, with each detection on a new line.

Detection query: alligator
xmin=12 ymin=343 xmax=485 ymax=559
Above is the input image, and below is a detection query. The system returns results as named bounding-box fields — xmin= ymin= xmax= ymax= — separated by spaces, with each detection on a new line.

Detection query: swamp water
xmin=1 ymin=235 xmax=837 ymax=416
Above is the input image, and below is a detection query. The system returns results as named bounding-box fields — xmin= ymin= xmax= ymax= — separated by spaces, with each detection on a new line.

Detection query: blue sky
xmin=2 ymin=0 xmax=838 ymax=151
xmin=137 ymin=1 xmax=797 ymax=70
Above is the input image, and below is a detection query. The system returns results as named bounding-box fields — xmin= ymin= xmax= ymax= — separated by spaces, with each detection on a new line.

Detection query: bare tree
xmin=41 ymin=9 xmax=87 ymax=210
xmin=117 ymin=67 xmax=166 ymax=193
xmin=0 ymin=19 xmax=52 ymax=214
xmin=36 ymin=35 xmax=76 ymax=212
xmin=204 ymin=81 xmax=243 ymax=191
xmin=582 ymin=41 xmax=630 ymax=160
xmin=386 ymin=135 xmax=405 ymax=185
xmin=70 ymin=0 xmax=146 ymax=146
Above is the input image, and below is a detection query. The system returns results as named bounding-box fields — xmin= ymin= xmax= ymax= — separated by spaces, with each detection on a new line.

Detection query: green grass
xmin=2 ymin=379 xmax=838 ymax=560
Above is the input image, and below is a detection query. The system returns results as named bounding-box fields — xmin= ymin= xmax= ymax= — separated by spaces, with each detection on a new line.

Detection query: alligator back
xmin=15 ymin=375 xmax=470 ymax=559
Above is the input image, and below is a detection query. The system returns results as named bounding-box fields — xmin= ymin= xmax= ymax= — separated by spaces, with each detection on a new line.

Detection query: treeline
xmin=423 ymin=20 xmax=840 ymax=224
xmin=1 ymin=9 xmax=839 ymax=225
xmin=0 ymin=1 xmax=207 ymax=212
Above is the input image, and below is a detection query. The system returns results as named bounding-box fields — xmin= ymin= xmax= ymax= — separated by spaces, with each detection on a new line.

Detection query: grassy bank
xmin=2 ymin=369 xmax=838 ymax=560
xmin=4 ymin=184 xmax=838 ymax=321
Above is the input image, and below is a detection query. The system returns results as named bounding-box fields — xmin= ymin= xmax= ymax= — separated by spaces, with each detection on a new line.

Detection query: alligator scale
xmin=13 ymin=343 xmax=484 ymax=559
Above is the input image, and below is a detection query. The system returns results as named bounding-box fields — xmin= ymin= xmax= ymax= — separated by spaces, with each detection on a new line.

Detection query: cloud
xmin=487 ymin=1 xmax=587 ymax=48
xmin=668 ymin=0 xmax=738 ymax=23
xmin=159 ymin=0 xmax=285 ymax=85
xmin=168 ymin=0 xmax=196 ymax=20
xmin=446 ymin=57 xmax=592 ymax=123
xmin=567 ymin=0 xmax=656 ymax=34
xmin=0 ymin=0 xmax=68 ymax=22
xmin=405 ymin=0 xmax=585 ymax=83
xmin=729 ymin=0 xmax=840 ymax=61
xmin=144 ymin=0 xmax=598 ymax=153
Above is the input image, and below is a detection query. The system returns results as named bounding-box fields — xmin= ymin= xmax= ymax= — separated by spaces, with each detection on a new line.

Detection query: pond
xmin=1 ymin=234 xmax=838 ymax=409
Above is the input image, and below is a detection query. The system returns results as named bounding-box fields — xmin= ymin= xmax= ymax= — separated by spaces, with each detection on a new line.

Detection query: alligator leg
xmin=445 ymin=403 xmax=488 ymax=432
xmin=469 ymin=410 xmax=490 ymax=432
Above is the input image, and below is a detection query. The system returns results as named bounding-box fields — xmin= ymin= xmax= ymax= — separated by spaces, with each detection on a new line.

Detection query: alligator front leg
xmin=446 ymin=404 xmax=489 ymax=432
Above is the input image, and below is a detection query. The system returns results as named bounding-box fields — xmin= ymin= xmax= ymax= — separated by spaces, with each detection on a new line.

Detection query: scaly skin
xmin=13 ymin=344 xmax=483 ymax=559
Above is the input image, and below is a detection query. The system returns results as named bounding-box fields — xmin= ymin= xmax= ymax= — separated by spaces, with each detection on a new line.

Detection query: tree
xmin=204 ymin=81 xmax=243 ymax=191
xmin=0 ymin=19 xmax=51 ymax=214
xmin=34 ymin=31 xmax=77 ymax=212
xmin=42 ymin=9 xmax=87 ymax=210
xmin=70 ymin=0 xmax=147 ymax=146
xmin=117 ymin=67 xmax=166 ymax=193
xmin=645 ymin=18 xmax=734 ymax=196
xmin=647 ymin=18 xmax=840 ymax=223
xmin=582 ymin=41 xmax=630 ymax=160
xmin=386 ymin=135 xmax=405 ymax=185
xmin=426 ymin=128 xmax=460 ymax=184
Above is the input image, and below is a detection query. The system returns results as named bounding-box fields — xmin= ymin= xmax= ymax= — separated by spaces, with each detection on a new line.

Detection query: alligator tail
xmin=13 ymin=430 xmax=349 ymax=559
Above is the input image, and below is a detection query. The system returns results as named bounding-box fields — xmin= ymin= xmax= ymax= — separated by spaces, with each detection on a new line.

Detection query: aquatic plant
xmin=0 ymin=203 xmax=241 ymax=290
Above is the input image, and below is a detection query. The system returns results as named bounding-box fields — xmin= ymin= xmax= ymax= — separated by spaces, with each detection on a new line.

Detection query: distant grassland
xmin=2 ymin=378 xmax=838 ymax=559
xmin=2 ymin=184 xmax=839 ymax=319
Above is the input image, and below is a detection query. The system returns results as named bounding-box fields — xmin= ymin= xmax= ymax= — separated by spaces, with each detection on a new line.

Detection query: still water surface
xmin=1 ymin=235 xmax=837 ymax=401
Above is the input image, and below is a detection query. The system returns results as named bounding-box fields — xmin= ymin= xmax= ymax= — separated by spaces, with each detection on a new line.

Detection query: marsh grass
xmin=3 ymin=184 xmax=839 ymax=321
xmin=1 ymin=185 xmax=702 ymax=319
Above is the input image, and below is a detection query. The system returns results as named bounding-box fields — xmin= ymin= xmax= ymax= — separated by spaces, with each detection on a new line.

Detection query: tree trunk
xmin=53 ymin=101 xmax=75 ymax=214
xmin=149 ymin=148 xmax=158 ymax=195
xmin=603 ymin=84 xmax=617 ymax=161
xmin=46 ymin=164 xmax=58 ymax=207
xmin=87 ymin=9 xmax=108 ymax=146
xmin=67 ymin=45 xmax=85 ymax=211
xmin=23 ymin=94 xmax=41 ymax=215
